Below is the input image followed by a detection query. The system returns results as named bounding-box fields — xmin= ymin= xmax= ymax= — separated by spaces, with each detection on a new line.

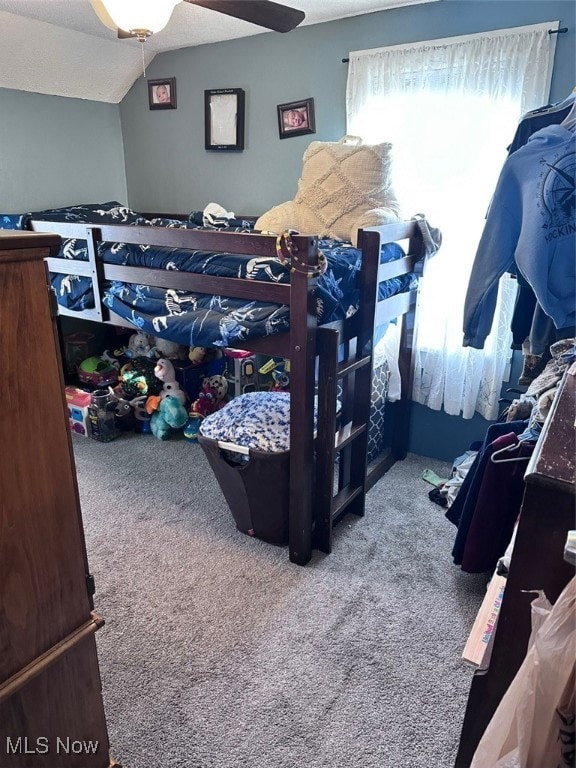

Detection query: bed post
xmin=287 ymin=236 xmax=319 ymax=566
xmin=390 ymin=231 xmax=424 ymax=460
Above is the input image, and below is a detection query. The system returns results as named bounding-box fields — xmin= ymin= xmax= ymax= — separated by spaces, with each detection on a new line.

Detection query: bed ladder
xmin=314 ymin=325 xmax=373 ymax=553
xmin=313 ymin=229 xmax=383 ymax=554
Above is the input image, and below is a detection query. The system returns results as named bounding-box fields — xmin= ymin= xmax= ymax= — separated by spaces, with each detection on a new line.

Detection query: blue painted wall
xmin=0 ymin=89 xmax=127 ymax=212
xmin=120 ymin=0 xmax=575 ymax=215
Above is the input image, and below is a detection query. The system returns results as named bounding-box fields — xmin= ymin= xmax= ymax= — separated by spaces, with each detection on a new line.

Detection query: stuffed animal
xmin=184 ymin=375 xmax=228 ymax=441
xmin=116 ymin=332 xmax=156 ymax=359
xmin=150 ymin=396 xmax=188 ymax=440
xmin=203 ymin=374 xmax=228 ymax=404
xmin=112 ymin=395 xmax=141 ymax=432
xmin=154 ymin=358 xmax=187 ymax=405
xmin=183 ymin=413 xmax=203 ymax=442
xmin=188 ymin=346 xmax=207 ymax=365
xmin=128 ymin=394 xmax=152 ymax=433
xmin=153 ymin=336 xmax=188 ymax=360
xmin=116 ymin=357 xmax=161 ymax=398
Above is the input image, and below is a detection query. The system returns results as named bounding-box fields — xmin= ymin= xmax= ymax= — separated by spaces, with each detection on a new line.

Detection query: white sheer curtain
xmin=347 ymin=22 xmax=558 ymax=419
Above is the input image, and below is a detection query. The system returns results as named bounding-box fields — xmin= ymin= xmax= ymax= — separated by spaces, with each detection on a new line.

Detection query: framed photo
xmin=205 ymin=88 xmax=245 ymax=151
xmin=148 ymin=78 xmax=177 ymax=110
xmin=277 ymin=98 xmax=316 ymax=139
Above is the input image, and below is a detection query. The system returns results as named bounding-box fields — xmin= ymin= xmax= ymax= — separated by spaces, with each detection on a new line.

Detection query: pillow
xmin=255 ymin=201 xmax=298 ymax=236
xmin=256 ymin=136 xmax=402 ymax=245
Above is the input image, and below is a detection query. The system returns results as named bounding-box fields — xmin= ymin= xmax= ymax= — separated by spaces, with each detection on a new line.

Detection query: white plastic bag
xmin=471 ymin=576 xmax=576 ymax=768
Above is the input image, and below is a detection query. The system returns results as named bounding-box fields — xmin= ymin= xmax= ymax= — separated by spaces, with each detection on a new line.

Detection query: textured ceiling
xmin=0 ymin=1 xmax=439 ymax=103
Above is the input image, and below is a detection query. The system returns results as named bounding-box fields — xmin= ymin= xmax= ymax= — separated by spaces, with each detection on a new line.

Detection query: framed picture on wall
xmin=205 ymin=88 xmax=245 ymax=151
xmin=277 ymin=98 xmax=315 ymax=139
xmin=148 ymin=78 xmax=177 ymax=110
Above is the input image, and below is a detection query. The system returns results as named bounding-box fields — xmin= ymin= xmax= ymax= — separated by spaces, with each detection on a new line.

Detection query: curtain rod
xmin=342 ymin=26 xmax=568 ymax=62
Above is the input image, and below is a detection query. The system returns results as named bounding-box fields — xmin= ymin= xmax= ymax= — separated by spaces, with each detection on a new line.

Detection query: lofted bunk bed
xmin=19 ymin=203 xmax=431 ymax=565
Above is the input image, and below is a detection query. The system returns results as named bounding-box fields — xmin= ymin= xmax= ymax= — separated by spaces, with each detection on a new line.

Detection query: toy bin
xmin=173 ymin=356 xmax=226 ymax=403
xmin=198 ymin=436 xmax=289 ymax=545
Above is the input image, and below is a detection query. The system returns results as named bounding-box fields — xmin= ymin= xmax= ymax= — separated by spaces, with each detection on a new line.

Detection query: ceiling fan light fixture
xmin=100 ymin=0 xmax=179 ymax=38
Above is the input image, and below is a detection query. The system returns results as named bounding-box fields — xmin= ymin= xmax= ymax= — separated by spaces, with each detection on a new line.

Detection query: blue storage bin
xmin=173 ymin=356 xmax=225 ymax=403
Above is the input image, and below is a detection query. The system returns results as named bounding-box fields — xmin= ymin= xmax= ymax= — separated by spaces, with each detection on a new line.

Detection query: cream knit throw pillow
xmin=256 ymin=136 xmax=401 ymax=245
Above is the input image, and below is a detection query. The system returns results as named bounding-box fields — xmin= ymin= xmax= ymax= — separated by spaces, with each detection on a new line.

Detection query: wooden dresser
xmin=455 ymin=367 xmax=576 ymax=766
xmin=0 ymin=233 xmax=117 ymax=767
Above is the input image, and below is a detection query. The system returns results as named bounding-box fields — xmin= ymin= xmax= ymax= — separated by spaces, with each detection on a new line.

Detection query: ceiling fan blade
xmin=186 ymin=0 xmax=305 ymax=33
xmin=117 ymin=28 xmax=135 ymax=39
xmin=90 ymin=0 xmax=117 ymax=31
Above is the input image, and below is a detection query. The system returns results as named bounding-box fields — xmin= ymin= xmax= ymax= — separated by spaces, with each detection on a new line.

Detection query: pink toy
xmin=65 ymin=386 xmax=91 ymax=436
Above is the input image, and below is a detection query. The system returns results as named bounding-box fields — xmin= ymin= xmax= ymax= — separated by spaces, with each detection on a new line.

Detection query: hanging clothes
xmin=447 ymin=419 xmax=529 ymax=564
xmin=460 ymin=433 xmax=535 ymax=574
xmin=507 ymin=93 xmax=575 ymax=381
xmin=507 ymin=96 xmax=574 ymax=155
xmin=463 ymin=124 xmax=575 ymax=349
xmin=517 ymin=306 xmax=556 ymax=385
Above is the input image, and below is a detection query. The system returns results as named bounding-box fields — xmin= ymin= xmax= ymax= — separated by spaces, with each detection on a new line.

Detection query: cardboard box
xmin=462 ymin=573 xmax=507 ymax=668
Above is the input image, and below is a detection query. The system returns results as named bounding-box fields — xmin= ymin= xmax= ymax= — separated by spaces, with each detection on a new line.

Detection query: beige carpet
xmin=72 ymin=432 xmax=487 ymax=768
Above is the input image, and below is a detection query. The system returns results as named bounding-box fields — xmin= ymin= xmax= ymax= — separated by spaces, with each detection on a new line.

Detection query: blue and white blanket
xmin=199 ymin=391 xmax=295 ymax=452
xmin=2 ymin=201 xmax=414 ymax=348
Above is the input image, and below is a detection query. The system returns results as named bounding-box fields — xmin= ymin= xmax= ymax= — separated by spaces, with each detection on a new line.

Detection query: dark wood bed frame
xmin=33 ymin=217 xmax=425 ymax=565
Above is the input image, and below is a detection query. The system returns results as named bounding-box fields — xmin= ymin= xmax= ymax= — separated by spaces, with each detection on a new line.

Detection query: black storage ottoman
xmin=198 ymin=435 xmax=289 ymax=545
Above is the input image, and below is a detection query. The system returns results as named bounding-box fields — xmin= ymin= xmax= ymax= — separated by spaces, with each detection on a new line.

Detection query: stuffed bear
xmin=120 ymin=332 xmax=156 ymax=359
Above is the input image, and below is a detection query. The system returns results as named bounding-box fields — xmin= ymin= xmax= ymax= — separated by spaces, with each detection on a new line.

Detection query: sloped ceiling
xmin=0 ymin=0 xmax=439 ymax=103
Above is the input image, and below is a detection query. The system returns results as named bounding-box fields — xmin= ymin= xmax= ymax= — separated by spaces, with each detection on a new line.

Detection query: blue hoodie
xmin=463 ymin=125 xmax=575 ymax=349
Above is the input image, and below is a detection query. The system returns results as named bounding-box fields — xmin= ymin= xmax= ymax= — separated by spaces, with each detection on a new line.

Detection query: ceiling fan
xmin=91 ymin=0 xmax=306 ymax=42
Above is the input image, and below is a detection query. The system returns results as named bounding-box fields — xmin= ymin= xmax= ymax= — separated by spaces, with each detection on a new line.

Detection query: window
xmin=347 ymin=22 xmax=558 ymax=418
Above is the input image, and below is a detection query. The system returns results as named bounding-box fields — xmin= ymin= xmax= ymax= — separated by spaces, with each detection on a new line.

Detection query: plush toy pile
xmin=77 ymin=331 xmax=231 ymax=440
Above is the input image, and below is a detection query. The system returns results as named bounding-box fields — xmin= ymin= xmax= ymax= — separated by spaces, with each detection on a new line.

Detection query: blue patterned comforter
xmin=3 ymin=202 xmax=414 ymax=348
